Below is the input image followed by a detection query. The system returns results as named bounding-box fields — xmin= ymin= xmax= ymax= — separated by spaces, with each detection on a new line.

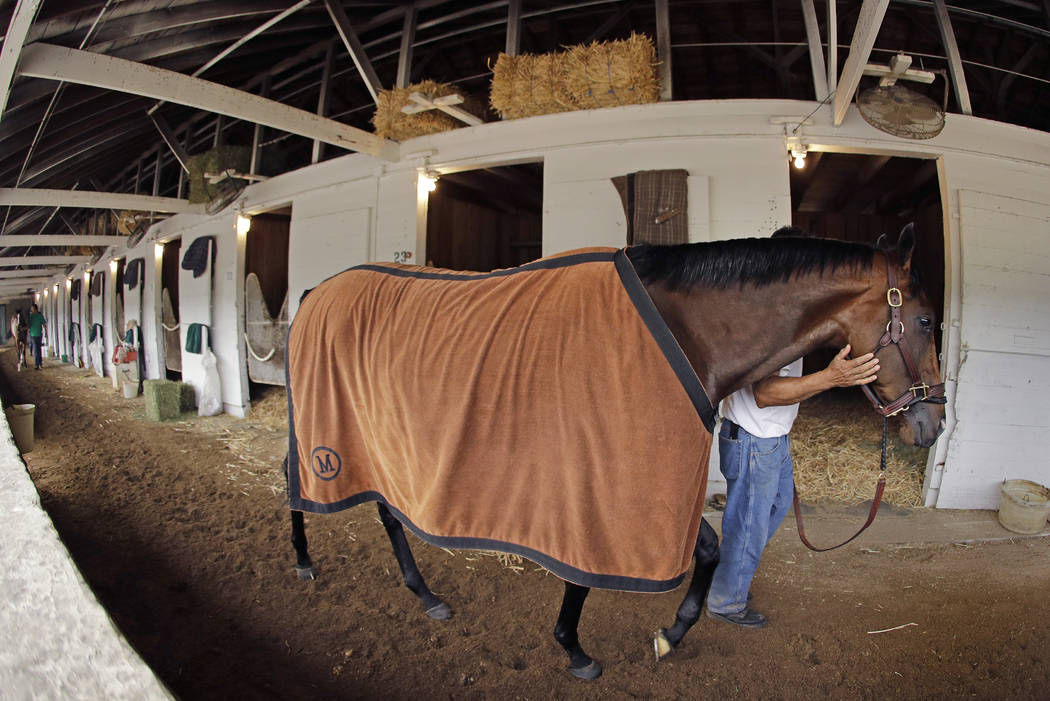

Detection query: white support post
xmin=324 ymin=0 xmax=384 ymax=103
xmin=933 ymin=0 xmax=973 ymax=115
xmin=655 ymin=0 xmax=673 ymax=101
xmin=18 ymin=43 xmax=399 ymax=161
xmin=313 ymin=41 xmax=335 ymax=164
xmin=397 ymin=6 xmax=418 ymax=88
xmin=827 ymin=0 xmax=837 ymax=96
xmin=506 ymin=0 xmax=522 ymax=57
xmin=832 ymin=0 xmax=890 ymax=126
xmin=801 ymin=0 xmax=830 ymax=100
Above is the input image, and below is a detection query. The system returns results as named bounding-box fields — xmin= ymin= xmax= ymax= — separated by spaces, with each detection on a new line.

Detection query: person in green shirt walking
xmin=27 ymin=303 xmax=47 ymax=370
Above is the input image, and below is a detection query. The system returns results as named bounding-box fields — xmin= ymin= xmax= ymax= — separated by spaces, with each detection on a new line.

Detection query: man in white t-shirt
xmin=706 ymin=231 xmax=881 ymax=629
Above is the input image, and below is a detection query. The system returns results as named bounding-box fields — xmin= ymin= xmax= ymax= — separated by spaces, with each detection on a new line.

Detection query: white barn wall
xmin=32 ymin=99 xmax=1050 ymax=509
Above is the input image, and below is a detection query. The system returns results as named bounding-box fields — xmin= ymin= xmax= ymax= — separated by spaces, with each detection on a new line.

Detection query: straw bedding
xmin=791 ymin=390 xmax=927 ymax=506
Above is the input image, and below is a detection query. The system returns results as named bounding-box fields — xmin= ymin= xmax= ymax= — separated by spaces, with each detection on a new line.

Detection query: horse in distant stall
xmin=281 ymin=223 xmax=945 ymax=679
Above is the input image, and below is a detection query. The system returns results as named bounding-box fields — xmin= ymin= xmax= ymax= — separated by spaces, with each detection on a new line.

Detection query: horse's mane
xmin=626 ymin=237 xmax=878 ymax=291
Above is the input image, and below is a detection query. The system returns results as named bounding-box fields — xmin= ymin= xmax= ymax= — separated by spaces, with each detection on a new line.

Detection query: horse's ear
xmin=875 ymin=233 xmax=889 ymax=250
xmin=897 ymin=223 xmax=916 ymax=271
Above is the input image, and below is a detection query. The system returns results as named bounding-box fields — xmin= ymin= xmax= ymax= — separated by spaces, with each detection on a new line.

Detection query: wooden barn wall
xmin=933 ymin=187 xmax=1050 ymax=508
xmin=34 ymin=100 xmax=1050 ymax=508
xmin=425 ymin=186 xmax=542 ymax=271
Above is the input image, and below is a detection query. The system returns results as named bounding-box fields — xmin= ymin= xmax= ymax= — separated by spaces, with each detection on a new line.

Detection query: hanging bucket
xmin=998 ymin=479 xmax=1050 ymax=534
xmin=122 ymin=379 xmax=138 ymax=399
xmin=4 ymin=403 xmax=35 ymax=453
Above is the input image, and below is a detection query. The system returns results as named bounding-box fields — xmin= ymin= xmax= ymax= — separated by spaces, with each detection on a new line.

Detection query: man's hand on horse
xmin=824 ymin=344 xmax=879 ymax=387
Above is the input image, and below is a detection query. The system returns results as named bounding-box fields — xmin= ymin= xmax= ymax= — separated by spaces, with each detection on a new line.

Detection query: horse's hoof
xmin=653 ymin=629 xmax=674 ymax=660
xmin=569 ymin=660 xmax=602 ymax=680
xmin=425 ymin=602 xmax=452 ymax=620
xmin=296 ymin=565 xmax=317 ymax=581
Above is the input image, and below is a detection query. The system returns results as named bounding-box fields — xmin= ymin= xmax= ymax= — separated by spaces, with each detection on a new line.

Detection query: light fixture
xmin=43 ymin=288 xmax=48 ymax=298
xmin=155 ymin=243 xmax=165 ymax=260
xmin=109 ymin=259 xmax=119 ymax=274
xmin=53 ymin=284 xmax=58 ymax=295
xmin=84 ymin=270 xmax=91 ymax=283
xmin=789 ymin=143 xmax=808 ymax=169
xmin=236 ymin=212 xmax=252 ymax=236
xmin=66 ymin=278 xmax=72 ymax=291
xmin=417 ymin=170 xmax=438 ymax=195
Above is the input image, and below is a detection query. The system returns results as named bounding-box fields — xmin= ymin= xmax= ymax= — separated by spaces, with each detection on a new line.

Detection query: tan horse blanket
xmin=287 ymin=248 xmax=715 ymax=592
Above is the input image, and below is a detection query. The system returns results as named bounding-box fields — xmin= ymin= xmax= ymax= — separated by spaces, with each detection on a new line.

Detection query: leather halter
xmin=857 ymin=257 xmax=946 ymax=417
xmin=792 ymin=253 xmax=946 ymax=552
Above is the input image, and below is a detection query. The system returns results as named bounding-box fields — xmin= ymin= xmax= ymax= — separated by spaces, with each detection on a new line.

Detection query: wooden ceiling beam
xmin=0 ymin=0 xmax=44 ymax=119
xmin=17 ymin=43 xmax=399 ymax=160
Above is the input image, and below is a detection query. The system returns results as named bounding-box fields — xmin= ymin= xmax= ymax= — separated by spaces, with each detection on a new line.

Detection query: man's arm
xmin=753 ymin=344 xmax=879 ymax=408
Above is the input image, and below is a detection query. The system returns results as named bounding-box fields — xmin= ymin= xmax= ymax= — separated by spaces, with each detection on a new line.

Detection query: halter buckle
xmin=886 ymin=288 xmax=903 ymax=307
xmin=910 ymin=383 xmax=930 ymax=401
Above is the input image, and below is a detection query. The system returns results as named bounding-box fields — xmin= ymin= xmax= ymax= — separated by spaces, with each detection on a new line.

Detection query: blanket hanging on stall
xmin=286 ymin=248 xmax=715 ymax=593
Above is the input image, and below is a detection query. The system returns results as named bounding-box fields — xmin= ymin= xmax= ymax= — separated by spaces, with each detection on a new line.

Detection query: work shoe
xmin=708 ymin=607 xmax=767 ymax=628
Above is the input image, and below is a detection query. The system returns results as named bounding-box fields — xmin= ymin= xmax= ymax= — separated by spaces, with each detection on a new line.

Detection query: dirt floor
xmin=2 ymin=348 xmax=1048 ymax=701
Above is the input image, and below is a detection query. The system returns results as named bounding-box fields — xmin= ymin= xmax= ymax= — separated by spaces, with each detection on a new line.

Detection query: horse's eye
xmin=917 ymin=316 xmax=933 ymax=331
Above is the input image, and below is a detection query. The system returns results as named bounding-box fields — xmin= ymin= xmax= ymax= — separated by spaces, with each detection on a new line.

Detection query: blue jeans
xmin=706 ymin=420 xmax=794 ymax=614
xmin=30 ymin=335 xmax=44 ymax=368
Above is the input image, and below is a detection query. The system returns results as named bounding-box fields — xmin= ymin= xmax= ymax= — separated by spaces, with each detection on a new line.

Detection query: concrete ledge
xmin=0 ymin=412 xmax=171 ymax=699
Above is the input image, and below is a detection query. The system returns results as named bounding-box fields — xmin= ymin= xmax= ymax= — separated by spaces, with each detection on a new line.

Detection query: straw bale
xmin=372 ymin=80 xmax=484 ymax=141
xmin=489 ymin=52 xmax=574 ymax=119
xmin=791 ymin=392 xmax=926 ymax=507
xmin=562 ymin=33 xmax=660 ymax=109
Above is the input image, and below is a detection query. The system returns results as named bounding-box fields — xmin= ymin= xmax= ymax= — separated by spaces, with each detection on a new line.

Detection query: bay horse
xmin=282 ymin=223 xmax=945 ymax=679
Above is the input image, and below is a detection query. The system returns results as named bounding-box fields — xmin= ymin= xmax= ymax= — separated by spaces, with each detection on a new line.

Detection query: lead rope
xmin=792 ymin=415 xmax=888 ymax=552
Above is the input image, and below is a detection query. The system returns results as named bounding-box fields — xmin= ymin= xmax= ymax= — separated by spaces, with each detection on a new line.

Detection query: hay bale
xmin=490 ymin=52 xmax=574 ymax=119
xmin=144 ymin=379 xmax=182 ymax=421
xmin=186 ymin=146 xmax=251 ymax=204
xmin=372 ymin=80 xmax=484 ymax=141
xmin=179 ymin=383 xmax=196 ymax=412
xmin=490 ymin=33 xmax=659 ymax=119
xmin=563 ymin=33 xmax=660 ymax=109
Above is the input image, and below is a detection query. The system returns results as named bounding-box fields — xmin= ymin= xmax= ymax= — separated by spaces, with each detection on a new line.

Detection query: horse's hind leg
xmin=554 ymin=582 xmax=601 ymax=679
xmin=654 ymin=517 xmax=719 ymax=659
xmin=283 ymin=455 xmax=316 ymax=580
xmin=376 ymin=503 xmax=452 ymax=620
xmin=290 ymin=510 xmax=317 ymax=580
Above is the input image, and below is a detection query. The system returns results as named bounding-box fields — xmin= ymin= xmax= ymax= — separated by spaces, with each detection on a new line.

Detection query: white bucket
xmin=4 ymin=403 xmax=35 ymax=453
xmin=998 ymin=479 xmax=1050 ymax=535
xmin=122 ymin=380 xmax=138 ymax=399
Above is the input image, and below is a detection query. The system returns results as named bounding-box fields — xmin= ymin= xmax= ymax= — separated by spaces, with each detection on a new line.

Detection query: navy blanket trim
xmin=289 ymin=487 xmax=686 ymax=593
xmin=613 ymin=249 xmax=716 ymax=434
xmin=351 ymin=250 xmax=616 ymax=282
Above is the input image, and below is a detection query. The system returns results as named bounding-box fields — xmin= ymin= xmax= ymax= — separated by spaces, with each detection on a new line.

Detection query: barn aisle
xmin=2 ymin=349 xmax=1048 ymax=700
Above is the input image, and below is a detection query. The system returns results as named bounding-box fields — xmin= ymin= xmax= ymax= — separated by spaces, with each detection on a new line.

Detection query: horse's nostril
xmin=938 ymin=418 xmax=946 ymax=432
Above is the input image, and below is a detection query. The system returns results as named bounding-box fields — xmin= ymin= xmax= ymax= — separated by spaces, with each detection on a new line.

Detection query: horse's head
xmin=847 ymin=224 xmax=946 ymax=448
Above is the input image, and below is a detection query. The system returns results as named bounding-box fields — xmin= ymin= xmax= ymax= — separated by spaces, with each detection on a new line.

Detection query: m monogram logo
xmin=311 ymin=446 xmax=342 ymax=481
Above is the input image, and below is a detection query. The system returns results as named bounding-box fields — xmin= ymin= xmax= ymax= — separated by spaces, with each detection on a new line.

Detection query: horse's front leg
xmin=376 ymin=503 xmax=452 ymax=620
xmin=553 ymin=581 xmax=602 ymax=679
xmin=654 ymin=517 xmax=719 ymax=659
